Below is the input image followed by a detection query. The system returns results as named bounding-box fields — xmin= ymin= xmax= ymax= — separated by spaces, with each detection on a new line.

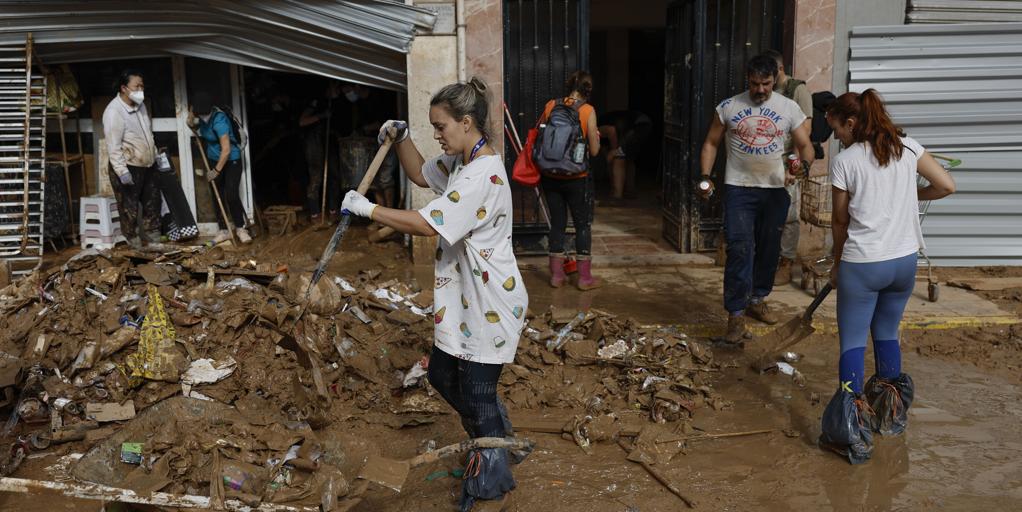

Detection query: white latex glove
xmin=118 ymin=172 xmax=135 ymax=186
xmin=378 ymin=120 xmax=409 ymax=145
xmin=341 ymin=190 xmax=377 ymax=219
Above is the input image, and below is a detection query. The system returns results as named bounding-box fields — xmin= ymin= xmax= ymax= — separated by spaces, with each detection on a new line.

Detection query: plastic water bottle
xmin=548 ymin=311 xmax=587 ymax=351
xmin=572 ymin=141 xmax=586 ymax=164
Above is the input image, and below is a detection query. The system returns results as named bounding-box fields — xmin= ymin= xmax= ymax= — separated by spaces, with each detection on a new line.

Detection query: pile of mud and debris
xmin=0 ymin=243 xmax=728 ymax=509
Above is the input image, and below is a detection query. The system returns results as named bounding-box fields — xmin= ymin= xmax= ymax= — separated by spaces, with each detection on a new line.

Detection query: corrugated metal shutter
xmin=0 ymin=1 xmax=437 ymax=90
xmin=908 ymin=0 xmax=1022 ymax=23
xmin=849 ymin=23 xmax=1022 ymax=266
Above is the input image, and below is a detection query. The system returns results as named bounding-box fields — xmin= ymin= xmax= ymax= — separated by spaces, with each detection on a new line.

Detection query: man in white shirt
xmin=697 ymin=54 xmax=816 ymax=342
xmin=103 ymin=69 xmax=160 ymax=248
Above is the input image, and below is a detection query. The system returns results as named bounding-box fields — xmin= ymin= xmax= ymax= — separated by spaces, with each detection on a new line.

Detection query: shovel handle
xmin=305 ymin=137 xmax=395 ymax=296
xmin=803 ymin=282 xmax=833 ymax=321
xmin=355 ymin=137 xmax=395 ymax=196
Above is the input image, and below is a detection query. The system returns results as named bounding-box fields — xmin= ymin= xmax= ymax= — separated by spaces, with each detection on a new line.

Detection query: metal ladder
xmin=0 ymin=34 xmax=46 ymax=277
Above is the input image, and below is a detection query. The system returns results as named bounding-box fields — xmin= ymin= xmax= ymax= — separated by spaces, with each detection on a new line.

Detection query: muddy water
xmin=482 ymin=270 xmax=1022 ymax=511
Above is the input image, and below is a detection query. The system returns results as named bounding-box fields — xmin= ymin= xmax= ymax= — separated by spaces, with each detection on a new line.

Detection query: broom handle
xmin=408 ymin=437 xmax=534 ymax=468
xmin=193 ymin=134 xmax=240 ymax=245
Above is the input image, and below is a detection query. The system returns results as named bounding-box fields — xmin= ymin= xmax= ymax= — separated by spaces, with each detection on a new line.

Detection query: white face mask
xmin=128 ymin=89 xmax=144 ymax=104
xmin=344 ymin=90 xmax=359 ymax=103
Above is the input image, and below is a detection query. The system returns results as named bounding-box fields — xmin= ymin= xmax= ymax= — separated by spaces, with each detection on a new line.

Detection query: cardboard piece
xmin=85 ymin=401 xmax=136 ymax=422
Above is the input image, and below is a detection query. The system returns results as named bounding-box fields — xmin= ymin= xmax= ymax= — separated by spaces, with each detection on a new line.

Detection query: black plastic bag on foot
xmin=864 ymin=373 xmax=914 ymax=436
xmin=459 ymin=447 xmax=516 ymax=512
xmin=819 ymin=388 xmax=875 ymax=465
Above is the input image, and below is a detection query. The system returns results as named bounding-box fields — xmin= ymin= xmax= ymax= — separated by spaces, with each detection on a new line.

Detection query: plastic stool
xmin=79 ymin=196 xmax=126 ymax=249
xmin=81 ymin=234 xmax=126 ymax=250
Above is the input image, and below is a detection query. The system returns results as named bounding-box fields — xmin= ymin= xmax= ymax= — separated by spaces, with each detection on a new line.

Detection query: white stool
xmin=81 ymin=234 xmax=126 ymax=250
xmin=79 ymin=196 xmax=127 ymax=249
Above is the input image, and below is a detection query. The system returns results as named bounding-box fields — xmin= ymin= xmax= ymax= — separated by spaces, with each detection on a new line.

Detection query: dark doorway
xmin=588 ymin=26 xmax=666 ymax=204
xmin=241 ymin=69 xmax=400 ymax=214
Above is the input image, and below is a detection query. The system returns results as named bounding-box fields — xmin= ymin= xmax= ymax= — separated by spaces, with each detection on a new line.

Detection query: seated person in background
xmin=599 ymin=110 xmax=652 ymax=199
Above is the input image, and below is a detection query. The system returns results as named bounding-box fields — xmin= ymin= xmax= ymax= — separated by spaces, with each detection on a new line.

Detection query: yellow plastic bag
xmin=125 ymin=285 xmax=187 ymax=383
xmin=45 ymin=64 xmax=83 ymax=113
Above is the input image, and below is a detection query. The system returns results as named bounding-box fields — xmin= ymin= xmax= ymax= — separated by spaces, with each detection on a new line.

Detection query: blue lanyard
xmin=469 ymin=137 xmax=487 ymax=163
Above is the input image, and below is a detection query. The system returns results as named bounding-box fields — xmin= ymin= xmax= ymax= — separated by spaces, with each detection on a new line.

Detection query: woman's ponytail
xmin=855 ymin=89 xmax=905 ymax=167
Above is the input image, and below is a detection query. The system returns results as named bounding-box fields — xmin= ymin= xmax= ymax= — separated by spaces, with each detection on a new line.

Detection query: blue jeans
xmin=723 ymin=185 xmax=790 ymax=314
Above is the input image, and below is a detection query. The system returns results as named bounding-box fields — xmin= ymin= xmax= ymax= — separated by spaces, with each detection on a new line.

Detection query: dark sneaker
xmin=820 ymin=388 xmax=876 ymax=465
xmin=746 ymin=301 xmax=779 ymax=325
xmin=724 ymin=314 xmax=750 ymax=343
xmin=864 ymin=373 xmax=914 ymax=436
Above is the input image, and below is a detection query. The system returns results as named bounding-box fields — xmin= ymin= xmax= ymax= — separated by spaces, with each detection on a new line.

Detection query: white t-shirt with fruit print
xmin=418 ymin=153 xmax=528 ymax=365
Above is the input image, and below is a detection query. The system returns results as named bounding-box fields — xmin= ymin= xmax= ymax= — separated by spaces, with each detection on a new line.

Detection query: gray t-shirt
xmin=715 ymin=91 xmax=807 ymax=188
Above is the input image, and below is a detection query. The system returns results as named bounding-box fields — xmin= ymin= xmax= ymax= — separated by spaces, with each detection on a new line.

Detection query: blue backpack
xmin=533 ymin=99 xmax=587 ymax=176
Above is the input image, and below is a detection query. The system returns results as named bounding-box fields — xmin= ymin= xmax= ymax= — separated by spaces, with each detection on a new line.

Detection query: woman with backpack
xmin=819 ymin=89 xmax=955 ymax=464
xmin=537 ymin=71 xmax=601 ymax=290
xmin=341 ymin=78 xmax=528 ymax=510
xmin=189 ymin=92 xmax=251 ymax=244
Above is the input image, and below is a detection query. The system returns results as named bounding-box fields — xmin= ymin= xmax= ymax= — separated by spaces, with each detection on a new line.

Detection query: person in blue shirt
xmin=188 ymin=92 xmax=251 ymax=243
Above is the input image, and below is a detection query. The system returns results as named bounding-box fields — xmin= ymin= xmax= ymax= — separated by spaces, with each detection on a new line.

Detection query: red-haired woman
xmin=821 ymin=89 xmax=955 ymax=464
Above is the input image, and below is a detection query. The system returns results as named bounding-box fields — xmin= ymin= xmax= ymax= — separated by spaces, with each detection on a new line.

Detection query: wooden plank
xmin=947 ymin=277 xmax=1022 ymax=291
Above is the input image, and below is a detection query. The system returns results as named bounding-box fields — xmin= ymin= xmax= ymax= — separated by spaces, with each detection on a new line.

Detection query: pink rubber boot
xmin=576 ymin=258 xmax=601 ymax=290
xmin=549 ymin=255 xmax=567 ymax=288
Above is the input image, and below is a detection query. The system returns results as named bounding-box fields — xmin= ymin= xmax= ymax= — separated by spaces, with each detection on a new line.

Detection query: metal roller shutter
xmin=849 ymin=22 xmax=1022 ymax=265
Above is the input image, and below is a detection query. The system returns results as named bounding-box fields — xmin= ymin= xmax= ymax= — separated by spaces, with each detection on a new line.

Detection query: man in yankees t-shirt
xmin=698 ymin=53 xmax=815 ymax=343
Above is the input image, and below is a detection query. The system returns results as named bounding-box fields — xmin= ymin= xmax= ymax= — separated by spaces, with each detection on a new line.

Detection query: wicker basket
xmin=800 ymin=175 xmax=832 ymax=227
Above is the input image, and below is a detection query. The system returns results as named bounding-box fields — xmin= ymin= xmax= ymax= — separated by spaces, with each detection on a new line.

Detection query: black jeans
xmin=212 ymin=159 xmax=246 ymax=230
xmin=427 ymin=346 xmax=508 ymax=438
xmin=108 ymin=163 xmax=160 ymax=240
xmin=542 ymin=175 xmax=593 ymax=256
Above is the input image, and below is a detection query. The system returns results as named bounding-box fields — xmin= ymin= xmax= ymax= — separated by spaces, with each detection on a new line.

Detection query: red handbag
xmin=512 ymin=127 xmax=540 ymax=187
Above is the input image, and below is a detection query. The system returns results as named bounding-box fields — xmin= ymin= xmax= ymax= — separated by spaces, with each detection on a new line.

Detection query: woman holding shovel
xmin=340 ymin=78 xmax=528 ymax=510
xmin=188 ymin=92 xmax=251 ymax=244
xmin=820 ymin=89 xmax=955 ymax=464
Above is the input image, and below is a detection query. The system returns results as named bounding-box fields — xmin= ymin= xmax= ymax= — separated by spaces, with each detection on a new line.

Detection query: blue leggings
xmin=837 ymin=253 xmax=917 ymax=394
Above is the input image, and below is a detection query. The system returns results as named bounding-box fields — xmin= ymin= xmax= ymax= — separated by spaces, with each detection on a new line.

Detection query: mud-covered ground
xmin=3 ymin=227 xmax=1020 ymax=511
xmin=904 ymin=266 xmax=1022 ymax=385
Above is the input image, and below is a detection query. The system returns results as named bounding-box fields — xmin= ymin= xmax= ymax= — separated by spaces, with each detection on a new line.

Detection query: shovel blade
xmin=749 ymin=315 xmax=816 ymax=371
xmin=358 ymin=455 xmax=411 ymax=493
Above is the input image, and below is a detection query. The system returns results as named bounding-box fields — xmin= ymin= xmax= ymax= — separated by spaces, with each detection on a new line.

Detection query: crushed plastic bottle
xmin=548 ymin=312 xmax=587 ymax=351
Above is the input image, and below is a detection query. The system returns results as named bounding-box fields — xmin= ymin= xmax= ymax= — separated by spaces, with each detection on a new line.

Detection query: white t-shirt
xmin=715 ymin=91 xmax=807 ymax=188
xmin=830 ymin=137 xmax=926 ymax=263
xmin=418 ymin=153 xmax=529 ymax=365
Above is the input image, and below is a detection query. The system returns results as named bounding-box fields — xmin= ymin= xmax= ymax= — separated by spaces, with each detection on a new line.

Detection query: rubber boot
xmin=819 ymin=388 xmax=875 ymax=465
xmin=576 ymin=258 xmax=601 ymax=291
xmin=548 ymin=255 xmax=566 ymax=288
xmin=864 ymin=373 xmax=914 ymax=436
